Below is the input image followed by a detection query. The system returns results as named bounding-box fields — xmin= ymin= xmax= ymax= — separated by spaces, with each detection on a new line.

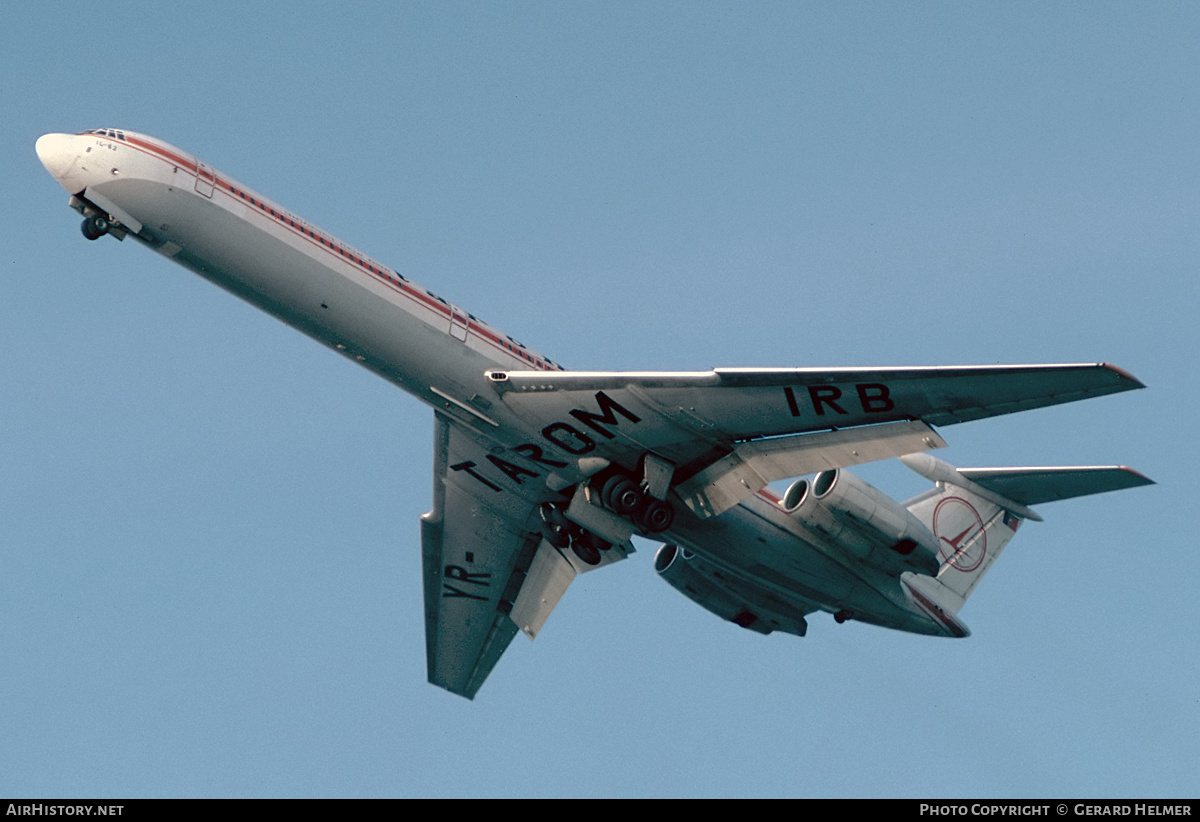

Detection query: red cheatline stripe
xmin=905 ymin=584 xmax=968 ymax=637
xmin=112 ymin=132 xmax=559 ymax=372
xmin=757 ymin=488 xmax=782 ymax=504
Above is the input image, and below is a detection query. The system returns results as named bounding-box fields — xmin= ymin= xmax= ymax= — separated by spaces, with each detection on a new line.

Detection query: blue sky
xmin=2 ymin=2 xmax=1196 ymax=798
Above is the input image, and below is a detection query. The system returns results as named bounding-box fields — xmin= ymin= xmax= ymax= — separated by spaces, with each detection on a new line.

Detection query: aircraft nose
xmin=35 ymin=133 xmax=82 ymax=189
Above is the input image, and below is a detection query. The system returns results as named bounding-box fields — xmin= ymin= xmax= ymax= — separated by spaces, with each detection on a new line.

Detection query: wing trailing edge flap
xmin=677 ymin=420 xmax=947 ymax=518
xmin=508 ymin=486 xmax=636 ymax=640
xmin=507 ymin=540 xmax=576 ymax=640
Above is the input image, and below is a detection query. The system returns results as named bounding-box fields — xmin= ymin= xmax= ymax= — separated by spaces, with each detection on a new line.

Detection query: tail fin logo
xmin=933 ymin=496 xmax=987 ymax=573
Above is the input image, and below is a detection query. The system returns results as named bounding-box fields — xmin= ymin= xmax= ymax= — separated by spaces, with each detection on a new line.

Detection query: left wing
xmin=421 ymin=413 xmax=632 ymax=699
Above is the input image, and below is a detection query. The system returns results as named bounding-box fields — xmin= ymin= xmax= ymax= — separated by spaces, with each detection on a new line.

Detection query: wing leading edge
xmin=487 ymin=363 xmax=1141 ymax=440
xmin=483 ymin=362 xmax=1141 ymax=513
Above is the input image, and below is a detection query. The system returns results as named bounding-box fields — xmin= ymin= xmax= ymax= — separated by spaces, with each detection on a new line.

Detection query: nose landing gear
xmin=80 ymin=214 xmax=110 ymax=241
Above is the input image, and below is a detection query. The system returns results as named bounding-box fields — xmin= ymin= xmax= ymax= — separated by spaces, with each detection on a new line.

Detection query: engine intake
xmin=783 ymin=469 xmax=940 ymax=576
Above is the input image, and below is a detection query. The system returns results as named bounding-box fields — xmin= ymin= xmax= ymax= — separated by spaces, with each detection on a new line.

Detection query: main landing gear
xmin=80 ymin=214 xmax=110 ymax=241
xmin=598 ymin=474 xmax=675 ymax=534
xmin=540 ymin=502 xmax=612 ymax=566
xmin=538 ymin=471 xmax=677 ymax=567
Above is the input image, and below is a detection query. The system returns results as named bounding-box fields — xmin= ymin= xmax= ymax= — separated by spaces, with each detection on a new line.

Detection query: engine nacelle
xmin=783 ymin=469 xmax=940 ymax=576
xmin=653 ymin=544 xmax=808 ymax=637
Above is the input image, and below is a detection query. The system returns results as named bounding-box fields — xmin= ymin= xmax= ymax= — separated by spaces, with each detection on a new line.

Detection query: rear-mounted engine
xmin=783 ymin=469 xmax=940 ymax=576
xmin=654 ymin=544 xmax=808 ymax=637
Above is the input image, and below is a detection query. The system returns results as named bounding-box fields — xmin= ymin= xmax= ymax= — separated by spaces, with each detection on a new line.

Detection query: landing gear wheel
xmin=601 ymin=475 xmax=642 ymax=516
xmin=599 ymin=475 xmax=623 ymax=509
xmin=635 ymin=499 xmax=675 ymax=533
xmin=580 ymin=530 xmax=612 ymax=553
xmin=834 ymin=609 xmax=853 ymax=624
xmin=570 ymin=533 xmax=602 ymax=566
xmin=539 ymin=502 xmax=568 ymax=530
xmin=80 ymin=215 xmax=110 ymax=241
xmin=540 ymin=520 xmax=570 ymax=549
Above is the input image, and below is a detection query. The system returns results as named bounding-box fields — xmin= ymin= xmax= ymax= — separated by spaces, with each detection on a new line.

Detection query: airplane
xmin=35 ymin=128 xmax=1153 ymax=699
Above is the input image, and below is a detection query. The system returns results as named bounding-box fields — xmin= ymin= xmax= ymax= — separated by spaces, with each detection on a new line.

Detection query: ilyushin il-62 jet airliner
xmin=36 ymin=129 xmax=1153 ymax=699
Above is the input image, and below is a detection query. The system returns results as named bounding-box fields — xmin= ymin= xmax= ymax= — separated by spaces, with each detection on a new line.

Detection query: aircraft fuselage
xmin=36 ymin=129 xmax=953 ymax=643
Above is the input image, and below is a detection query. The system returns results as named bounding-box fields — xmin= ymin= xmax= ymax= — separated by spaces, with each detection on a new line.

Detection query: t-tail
xmin=897 ymin=453 xmax=1153 ymax=631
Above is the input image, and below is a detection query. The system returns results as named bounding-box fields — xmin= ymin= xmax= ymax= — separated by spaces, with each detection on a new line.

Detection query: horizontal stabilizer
xmin=903 ymin=458 xmax=1153 ymax=614
xmin=957 ymin=466 xmax=1154 ymax=506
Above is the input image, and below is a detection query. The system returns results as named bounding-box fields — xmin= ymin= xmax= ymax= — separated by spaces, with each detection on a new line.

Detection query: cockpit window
xmin=81 ymin=128 xmax=127 ymax=141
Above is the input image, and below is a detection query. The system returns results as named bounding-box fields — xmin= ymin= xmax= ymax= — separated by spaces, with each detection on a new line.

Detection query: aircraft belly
xmin=671 ymin=505 xmax=854 ymax=600
xmin=95 ymin=176 xmax=511 ymax=414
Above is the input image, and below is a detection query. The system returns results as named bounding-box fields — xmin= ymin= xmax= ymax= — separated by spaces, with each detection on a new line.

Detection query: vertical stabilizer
xmin=900 ymin=454 xmax=1153 ymax=614
xmin=905 ymin=483 xmax=1024 ymax=613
